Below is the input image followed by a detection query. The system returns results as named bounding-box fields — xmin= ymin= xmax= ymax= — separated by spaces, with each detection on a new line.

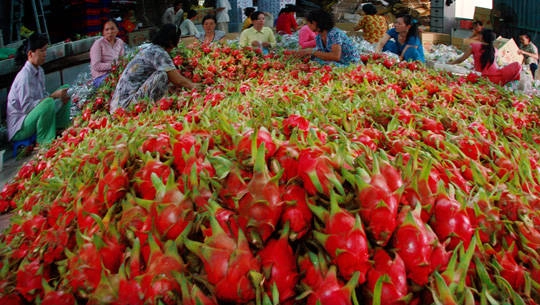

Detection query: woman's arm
xmin=375 ymin=33 xmax=391 ymax=53
xmin=311 ymin=44 xmax=342 ymax=62
xmin=400 ymin=37 xmax=421 ymax=60
xmin=50 ymin=88 xmax=70 ymax=104
xmin=518 ymin=49 xmax=539 ymax=60
xmin=448 ymin=46 xmax=473 ymax=65
xmin=167 ymin=69 xmax=200 ymax=90
xmin=353 ymin=17 xmax=365 ymax=32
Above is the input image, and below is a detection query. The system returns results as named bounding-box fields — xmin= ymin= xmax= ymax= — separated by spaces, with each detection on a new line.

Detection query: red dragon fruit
xmin=133 ymin=159 xmax=172 ymax=200
xmin=139 ymin=238 xmax=184 ymax=304
xmin=431 ymin=194 xmax=474 ymax=250
xmin=272 ymin=141 xmax=300 ymax=183
xmin=365 ymin=249 xmax=409 ymax=305
xmin=311 ymin=194 xmax=370 ymax=284
xmin=184 ymin=208 xmax=260 ymax=303
xmin=236 ymin=127 xmax=278 ymax=162
xmin=258 ymin=223 xmax=299 ymax=304
xmin=297 ymin=146 xmax=341 ymax=196
xmin=281 ymin=184 xmax=313 ymax=240
xmin=357 ymin=169 xmax=399 ymax=247
xmin=217 ymin=166 xmax=250 ymax=210
xmin=298 ymin=251 xmax=328 ymax=290
xmin=65 ymin=241 xmax=103 ymax=295
xmin=237 ymin=144 xmax=284 ymax=247
xmin=15 ymin=259 xmax=48 ymax=302
xmin=147 ymin=172 xmax=195 ymax=241
xmin=306 ymin=266 xmax=359 ymax=305
xmin=96 ymin=163 xmax=129 ymax=208
xmin=393 ymin=205 xmax=441 ymax=285
xmin=178 ymin=273 xmax=218 ymax=305
xmin=41 ymin=290 xmax=76 ymax=305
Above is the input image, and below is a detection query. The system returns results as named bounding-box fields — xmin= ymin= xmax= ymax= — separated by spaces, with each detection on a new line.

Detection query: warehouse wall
xmin=492 ymin=0 xmax=540 ymax=48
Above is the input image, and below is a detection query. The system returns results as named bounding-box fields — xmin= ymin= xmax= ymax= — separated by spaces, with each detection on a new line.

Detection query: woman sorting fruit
xmin=195 ymin=15 xmax=226 ymax=44
xmin=110 ymin=24 xmax=200 ymax=113
xmin=7 ymin=33 xmax=71 ymax=145
xmin=375 ymin=14 xmax=425 ymax=63
xmin=239 ymin=11 xmax=276 ymax=54
xmin=90 ymin=19 xmax=125 ymax=87
xmin=353 ymin=3 xmax=388 ymax=44
xmin=294 ymin=9 xmax=360 ymax=66
xmin=449 ymin=29 xmax=521 ymax=86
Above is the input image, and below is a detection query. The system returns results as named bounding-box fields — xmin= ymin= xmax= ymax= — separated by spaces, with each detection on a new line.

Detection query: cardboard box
xmin=473 ymin=7 xmax=492 ymax=29
xmin=128 ymin=28 xmax=153 ymax=47
xmin=336 ymin=22 xmax=357 ymax=32
xmin=421 ymin=32 xmax=451 ymax=51
xmin=493 ymin=37 xmax=524 ymax=66
xmin=193 ymin=8 xmax=215 ymax=24
xmin=452 ymin=37 xmax=466 ymax=50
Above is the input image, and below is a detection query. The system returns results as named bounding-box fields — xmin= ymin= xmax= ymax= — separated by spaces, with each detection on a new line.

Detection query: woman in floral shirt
xmin=110 ymin=24 xmax=199 ymax=113
xmin=295 ymin=9 xmax=359 ymax=66
xmin=354 ymin=3 xmax=388 ymax=44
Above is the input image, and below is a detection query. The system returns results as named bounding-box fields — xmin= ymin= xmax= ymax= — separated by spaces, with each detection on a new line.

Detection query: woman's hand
xmin=294 ymin=48 xmax=313 ymax=58
xmin=51 ymin=88 xmax=70 ymax=104
xmin=375 ymin=33 xmax=391 ymax=54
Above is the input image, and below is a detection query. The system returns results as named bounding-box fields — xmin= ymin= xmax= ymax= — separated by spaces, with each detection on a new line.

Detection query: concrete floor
xmin=0 ymin=150 xmax=34 ymax=232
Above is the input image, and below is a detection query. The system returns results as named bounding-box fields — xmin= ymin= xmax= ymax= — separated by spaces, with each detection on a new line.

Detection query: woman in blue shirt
xmin=295 ymin=9 xmax=360 ymax=66
xmin=375 ymin=14 xmax=425 ymax=63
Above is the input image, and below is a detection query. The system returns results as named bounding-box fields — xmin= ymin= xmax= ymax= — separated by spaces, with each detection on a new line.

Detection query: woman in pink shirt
xmin=90 ymin=19 xmax=125 ymax=87
xmin=298 ymin=24 xmax=316 ymax=48
xmin=449 ymin=29 xmax=521 ymax=86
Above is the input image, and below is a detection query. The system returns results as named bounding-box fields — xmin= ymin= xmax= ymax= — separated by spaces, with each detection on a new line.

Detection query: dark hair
xmin=202 ymin=14 xmax=217 ymax=24
xmin=187 ymin=9 xmax=198 ymax=19
xmin=519 ymin=32 xmax=531 ymax=41
xmin=278 ymin=5 xmax=296 ymax=17
xmin=152 ymin=23 xmax=180 ymax=49
xmin=362 ymin=3 xmax=378 ymax=15
xmin=244 ymin=7 xmax=255 ymax=18
xmin=480 ymin=29 xmax=496 ymax=70
xmin=285 ymin=4 xmax=296 ymax=11
xmin=250 ymin=11 xmax=265 ymax=22
xmin=15 ymin=32 xmax=48 ymax=66
xmin=396 ymin=14 xmax=419 ymax=42
xmin=305 ymin=9 xmax=335 ymax=32
xmin=102 ymin=18 xmax=119 ymax=31
xmin=174 ymin=1 xmax=182 ymax=8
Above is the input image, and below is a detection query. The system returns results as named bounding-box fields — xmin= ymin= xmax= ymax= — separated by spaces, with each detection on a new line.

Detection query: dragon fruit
xmin=365 ymin=248 xmax=409 ymax=305
xmin=185 ymin=206 xmax=260 ymax=303
xmin=237 ymin=144 xmax=284 ymax=247
xmin=258 ymin=223 xmax=299 ymax=304
xmin=311 ymin=194 xmax=370 ymax=284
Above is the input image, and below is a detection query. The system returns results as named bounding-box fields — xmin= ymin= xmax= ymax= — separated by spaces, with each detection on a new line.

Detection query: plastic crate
xmin=0 ymin=58 xmax=15 ymax=75
xmin=45 ymin=42 xmax=66 ymax=63
xmin=66 ymin=36 xmax=99 ymax=55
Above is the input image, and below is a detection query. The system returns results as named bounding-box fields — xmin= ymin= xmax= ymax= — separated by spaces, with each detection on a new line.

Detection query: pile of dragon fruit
xmin=0 ymin=42 xmax=539 ymax=305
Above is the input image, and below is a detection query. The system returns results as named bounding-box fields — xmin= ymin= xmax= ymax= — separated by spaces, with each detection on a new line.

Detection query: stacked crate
xmin=70 ymin=0 xmax=112 ymax=36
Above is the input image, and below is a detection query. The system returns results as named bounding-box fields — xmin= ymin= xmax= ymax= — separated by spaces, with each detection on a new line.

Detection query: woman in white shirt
xmin=7 ymin=33 xmax=71 ymax=145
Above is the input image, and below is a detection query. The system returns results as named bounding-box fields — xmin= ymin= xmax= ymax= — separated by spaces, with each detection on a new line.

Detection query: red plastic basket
xmin=460 ymin=20 xmax=473 ymax=30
